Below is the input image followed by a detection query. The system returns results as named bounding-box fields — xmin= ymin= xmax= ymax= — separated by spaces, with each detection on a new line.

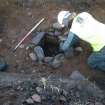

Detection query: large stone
xmin=34 ymin=46 xmax=45 ymax=62
xmin=26 ymin=98 xmax=34 ymax=104
xmin=36 ymin=87 xmax=43 ymax=94
xmin=51 ymin=54 xmax=64 ymax=68
xmin=31 ymin=94 xmax=41 ymax=103
xmin=32 ymin=32 xmax=45 ymax=45
xmin=70 ymin=70 xmax=86 ymax=80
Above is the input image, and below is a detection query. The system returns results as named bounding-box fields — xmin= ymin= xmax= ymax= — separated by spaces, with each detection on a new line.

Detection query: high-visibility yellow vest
xmin=70 ymin=12 xmax=105 ymax=52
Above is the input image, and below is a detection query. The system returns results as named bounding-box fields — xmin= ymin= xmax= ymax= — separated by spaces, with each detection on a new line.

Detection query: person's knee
xmin=88 ymin=53 xmax=105 ymax=71
xmin=87 ymin=54 xmax=97 ymax=70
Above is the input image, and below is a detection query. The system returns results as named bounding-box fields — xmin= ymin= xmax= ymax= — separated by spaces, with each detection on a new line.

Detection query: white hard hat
xmin=58 ymin=11 xmax=71 ymax=27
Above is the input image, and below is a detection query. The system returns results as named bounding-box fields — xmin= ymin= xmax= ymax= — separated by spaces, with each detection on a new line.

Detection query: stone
xmin=26 ymin=98 xmax=34 ymax=104
xmin=51 ymin=54 xmax=64 ymax=68
xmin=54 ymin=53 xmax=65 ymax=61
xmin=32 ymin=70 xmax=36 ymax=73
xmin=51 ymin=60 xmax=59 ymax=68
xmin=27 ymin=11 xmax=32 ymax=16
xmin=31 ymin=94 xmax=41 ymax=103
xmin=32 ymin=32 xmax=45 ymax=45
xmin=70 ymin=70 xmax=86 ymax=80
xmin=66 ymin=80 xmax=77 ymax=89
xmin=44 ymin=57 xmax=54 ymax=63
xmin=36 ymin=87 xmax=43 ymax=94
xmin=34 ymin=46 xmax=45 ymax=62
xmin=29 ymin=52 xmax=37 ymax=61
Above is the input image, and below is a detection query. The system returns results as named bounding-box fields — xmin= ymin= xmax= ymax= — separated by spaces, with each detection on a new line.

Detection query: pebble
xmin=0 ymin=39 xmax=3 ymax=43
xmin=67 ymin=80 xmax=77 ymax=89
xmin=27 ymin=11 xmax=32 ymax=16
xmin=29 ymin=52 xmax=37 ymax=61
xmin=36 ymin=87 xmax=43 ymax=94
xmin=19 ymin=44 xmax=25 ymax=48
xmin=17 ymin=86 xmax=21 ymax=90
xmin=26 ymin=98 xmax=34 ymax=104
xmin=31 ymin=94 xmax=41 ymax=103
xmin=21 ymin=70 xmax=25 ymax=73
xmin=75 ymin=46 xmax=83 ymax=52
xmin=34 ymin=46 xmax=45 ymax=62
xmin=32 ymin=70 xmax=36 ymax=73
xmin=26 ymin=46 xmax=30 ymax=50
xmin=12 ymin=40 xmax=15 ymax=44
xmin=44 ymin=57 xmax=54 ymax=63
xmin=54 ymin=53 xmax=65 ymax=61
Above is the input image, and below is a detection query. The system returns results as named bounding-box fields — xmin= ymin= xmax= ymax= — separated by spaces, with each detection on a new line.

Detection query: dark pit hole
xmin=41 ymin=35 xmax=61 ymax=57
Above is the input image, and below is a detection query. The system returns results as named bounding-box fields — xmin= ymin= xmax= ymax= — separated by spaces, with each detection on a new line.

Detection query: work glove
xmin=59 ymin=32 xmax=75 ymax=51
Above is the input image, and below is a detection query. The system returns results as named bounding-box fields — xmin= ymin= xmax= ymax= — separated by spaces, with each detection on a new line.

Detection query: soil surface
xmin=0 ymin=0 xmax=105 ymax=104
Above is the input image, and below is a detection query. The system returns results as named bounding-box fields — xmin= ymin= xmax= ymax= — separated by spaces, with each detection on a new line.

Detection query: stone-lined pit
xmin=41 ymin=34 xmax=61 ymax=57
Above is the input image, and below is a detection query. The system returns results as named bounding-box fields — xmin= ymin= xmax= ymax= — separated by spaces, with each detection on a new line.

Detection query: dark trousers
xmin=88 ymin=47 xmax=105 ymax=71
